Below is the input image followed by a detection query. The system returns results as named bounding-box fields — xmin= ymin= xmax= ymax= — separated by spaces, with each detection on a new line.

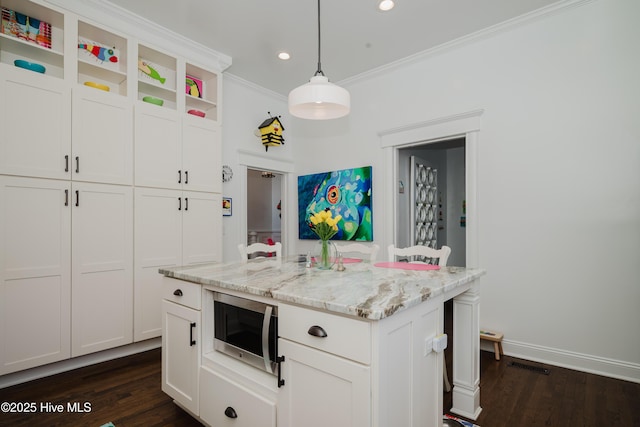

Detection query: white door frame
xmin=237 ymin=149 xmax=295 ymax=257
xmin=379 ymin=109 xmax=483 ymax=268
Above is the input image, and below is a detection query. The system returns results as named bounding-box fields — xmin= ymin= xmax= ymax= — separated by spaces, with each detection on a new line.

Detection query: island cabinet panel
xmin=278 ymin=303 xmax=371 ymax=364
xmin=162 ymin=299 xmax=200 ymax=416
xmin=375 ymin=300 xmax=443 ymax=427
xmin=199 ymin=366 xmax=276 ymax=427
xmin=278 ymin=339 xmax=371 ymax=427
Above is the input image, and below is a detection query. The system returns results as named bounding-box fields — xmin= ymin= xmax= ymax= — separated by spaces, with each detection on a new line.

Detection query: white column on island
xmin=450 ymin=286 xmax=482 ymax=419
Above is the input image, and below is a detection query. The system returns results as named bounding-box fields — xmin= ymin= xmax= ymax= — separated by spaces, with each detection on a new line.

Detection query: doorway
xmin=397 ymin=137 xmax=466 ymax=266
xmin=246 ymin=169 xmax=283 ymax=247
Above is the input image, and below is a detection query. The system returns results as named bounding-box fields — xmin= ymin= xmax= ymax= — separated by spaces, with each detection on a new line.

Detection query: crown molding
xmin=43 ymin=0 xmax=232 ymax=72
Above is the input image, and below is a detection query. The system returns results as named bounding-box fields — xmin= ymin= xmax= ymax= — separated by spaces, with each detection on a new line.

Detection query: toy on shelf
xmin=1 ymin=7 xmax=52 ymax=49
xmin=138 ymin=59 xmax=166 ymax=84
xmin=185 ymin=75 xmax=202 ymax=98
xmin=78 ymin=41 xmax=118 ymax=63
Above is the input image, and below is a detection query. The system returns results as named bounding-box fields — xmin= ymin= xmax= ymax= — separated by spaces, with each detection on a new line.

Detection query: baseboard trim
xmin=481 ymin=339 xmax=640 ymax=384
xmin=0 ymin=338 xmax=161 ymax=389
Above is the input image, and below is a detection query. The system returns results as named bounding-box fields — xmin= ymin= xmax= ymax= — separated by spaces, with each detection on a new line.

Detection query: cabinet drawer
xmin=199 ymin=367 xmax=276 ymax=427
xmin=163 ymin=278 xmax=201 ymax=310
xmin=279 ymin=303 xmax=371 ymax=364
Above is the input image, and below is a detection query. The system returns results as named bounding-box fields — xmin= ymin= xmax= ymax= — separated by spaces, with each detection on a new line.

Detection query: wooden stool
xmin=480 ymin=330 xmax=504 ymax=361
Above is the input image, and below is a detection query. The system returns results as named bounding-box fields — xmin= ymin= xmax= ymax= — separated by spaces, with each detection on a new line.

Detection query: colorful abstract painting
xmin=298 ymin=166 xmax=373 ymax=241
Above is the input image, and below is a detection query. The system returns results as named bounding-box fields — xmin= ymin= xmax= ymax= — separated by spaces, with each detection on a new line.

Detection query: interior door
xmin=409 ymin=156 xmax=438 ymax=262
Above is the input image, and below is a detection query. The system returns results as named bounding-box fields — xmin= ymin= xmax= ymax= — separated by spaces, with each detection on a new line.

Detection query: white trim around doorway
xmin=378 ymin=109 xmax=483 ymax=268
xmin=237 ymin=149 xmax=294 ymax=257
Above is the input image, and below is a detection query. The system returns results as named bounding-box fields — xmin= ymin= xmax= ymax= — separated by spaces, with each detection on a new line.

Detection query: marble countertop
xmin=160 ymin=257 xmax=485 ymax=320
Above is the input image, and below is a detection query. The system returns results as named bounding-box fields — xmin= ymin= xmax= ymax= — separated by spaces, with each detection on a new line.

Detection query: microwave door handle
xmin=262 ymin=305 xmax=273 ymax=372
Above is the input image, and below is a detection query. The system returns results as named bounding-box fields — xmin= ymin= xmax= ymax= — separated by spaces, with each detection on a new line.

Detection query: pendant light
xmin=288 ymin=0 xmax=350 ymax=120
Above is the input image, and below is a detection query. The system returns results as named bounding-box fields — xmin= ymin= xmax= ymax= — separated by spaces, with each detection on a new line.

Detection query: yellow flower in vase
xmin=308 ymin=208 xmax=343 ymax=269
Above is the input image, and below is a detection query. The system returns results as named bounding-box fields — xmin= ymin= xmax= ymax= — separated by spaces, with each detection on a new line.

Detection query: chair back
xmin=334 ymin=243 xmax=380 ymax=263
xmin=238 ymin=242 xmax=282 ymax=263
xmin=387 ymin=244 xmax=451 ymax=266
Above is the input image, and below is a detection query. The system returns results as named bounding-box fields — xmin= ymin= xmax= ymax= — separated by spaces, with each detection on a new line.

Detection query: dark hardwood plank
xmin=1 ymin=345 xmax=639 ymax=426
xmin=0 ymin=349 xmax=202 ymax=427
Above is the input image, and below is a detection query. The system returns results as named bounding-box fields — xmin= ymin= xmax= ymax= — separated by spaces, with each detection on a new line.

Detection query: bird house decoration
xmin=258 ymin=113 xmax=285 ymax=152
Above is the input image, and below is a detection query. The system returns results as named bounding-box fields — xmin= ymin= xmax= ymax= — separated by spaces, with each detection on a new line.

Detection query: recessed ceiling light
xmin=278 ymin=52 xmax=291 ymax=60
xmin=378 ymin=0 xmax=394 ymax=11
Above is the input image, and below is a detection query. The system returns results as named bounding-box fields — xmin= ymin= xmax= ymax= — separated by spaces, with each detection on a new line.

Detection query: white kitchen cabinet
xmin=0 ymin=66 xmax=71 ymax=180
xmin=182 ymin=191 xmax=222 ymax=264
xmin=71 ymin=86 xmax=133 ymax=185
xmin=0 ymin=0 xmax=226 ymax=380
xmin=0 ymin=69 xmax=132 ymax=185
xmin=71 ymin=182 xmax=133 ymax=357
xmin=134 ymin=188 xmax=220 ymax=341
xmin=162 ymin=292 xmax=200 ymax=416
xmin=0 ymin=176 xmax=71 ymax=375
xmin=278 ymin=339 xmax=371 ymax=427
xmin=135 ymin=103 xmax=221 ymax=193
xmin=200 ymin=367 xmax=276 ymax=427
xmin=134 ymin=104 xmax=181 ymax=189
xmin=277 ymin=300 xmax=443 ymax=427
xmin=278 ymin=304 xmax=371 ymax=427
xmin=182 ymin=115 xmax=221 ymax=193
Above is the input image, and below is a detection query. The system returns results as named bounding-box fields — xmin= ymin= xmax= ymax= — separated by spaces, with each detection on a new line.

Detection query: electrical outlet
xmin=432 ymin=334 xmax=448 ymax=353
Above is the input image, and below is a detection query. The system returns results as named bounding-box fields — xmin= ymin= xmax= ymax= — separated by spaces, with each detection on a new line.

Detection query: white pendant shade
xmin=289 ymin=76 xmax=350 ymax=120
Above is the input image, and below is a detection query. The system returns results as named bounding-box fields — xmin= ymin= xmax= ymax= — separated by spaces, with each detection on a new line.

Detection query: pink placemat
xmin=374 ymin=262 xmax=440 ymax=271
xmin=311 ymin=257 xmax=362 ymax=264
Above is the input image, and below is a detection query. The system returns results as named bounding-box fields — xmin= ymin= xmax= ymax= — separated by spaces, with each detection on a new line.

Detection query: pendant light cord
xmin=315 ymin=0 xmax=324 ymax=76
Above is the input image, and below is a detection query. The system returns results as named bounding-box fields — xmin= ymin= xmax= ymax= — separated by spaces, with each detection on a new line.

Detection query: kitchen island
xmin=160 ymin=257 xmax=485 ymax=427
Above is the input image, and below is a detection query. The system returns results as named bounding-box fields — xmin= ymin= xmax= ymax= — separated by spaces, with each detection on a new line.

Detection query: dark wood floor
xmin=1 ymin=347 xmax=639 ymax=427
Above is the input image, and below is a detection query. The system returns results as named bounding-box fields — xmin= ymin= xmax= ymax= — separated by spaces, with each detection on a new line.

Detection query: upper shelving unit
xmin=77 ymin=20 xmax=128 ymax=96
xmin=0 ymin=0 xmax=64 ymax=78
xmin=185 ymin=62 xmax=218 ymax=121
xmin=138 ymin=43 xmax=177 ymax=110
xmin=1 ymin=0 xmax=225 ymax=123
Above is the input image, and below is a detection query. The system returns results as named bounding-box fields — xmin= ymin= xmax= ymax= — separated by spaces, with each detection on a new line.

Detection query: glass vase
xmin=316 ymin=239 xmax=337 ymax=270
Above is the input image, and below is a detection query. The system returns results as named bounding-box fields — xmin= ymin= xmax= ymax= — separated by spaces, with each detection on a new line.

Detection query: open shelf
xmin=77 ymin=20 xmax=127 ymax=96
xmin=185 ymin=62 xmax=218 ymax=121
xmin=138 ymin=43 xmax=177 ymax=109
xmin=0 ymin=0 xmax=64 ymax=78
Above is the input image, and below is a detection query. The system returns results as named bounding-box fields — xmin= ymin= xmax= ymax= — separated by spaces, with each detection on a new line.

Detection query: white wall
xmin=220 ymin=76 xmax=291 ymax=261
xmin=288 ymin=0 xmax=640 ymax=381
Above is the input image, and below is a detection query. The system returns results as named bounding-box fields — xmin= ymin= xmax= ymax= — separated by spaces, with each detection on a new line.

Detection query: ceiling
xmin=104 ymin=0 xmax=563 ymax=96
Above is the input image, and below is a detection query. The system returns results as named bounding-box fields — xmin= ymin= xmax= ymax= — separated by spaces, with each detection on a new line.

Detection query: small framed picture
xmin=222 ymin=197 xmax=232 ymax=216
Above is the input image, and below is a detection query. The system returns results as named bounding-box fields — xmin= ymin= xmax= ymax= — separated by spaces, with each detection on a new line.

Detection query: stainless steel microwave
xmin=213 ymin=292 xmax=278 ymax=374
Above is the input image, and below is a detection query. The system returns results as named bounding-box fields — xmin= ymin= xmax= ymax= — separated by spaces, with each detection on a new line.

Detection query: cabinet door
xmin=182 ymin=116 xmax=221 ymax=193
xmin=0 ymin=177 xmax=71 ymax=375
xmin=278 ymin=339 xmax=371 ymax=427
xmin=0 ymin=67 xmax=71 ymax=180
xmin=182 ymin=191 xmax=222 ymax=265
xmin=72 ymin=86 xmax=133 ymax=185
xmin=162 ymin=300 xmax=199 ymax=415
xmin=134 ymin=187 xmax=182 ymax=341
xmin=134 ymin=103 xmax=181 ymax=189
xmin=200 ymin=367 xmax=276 ymax=427
xmin=71 ymin=182 xmax=133 ymax=357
